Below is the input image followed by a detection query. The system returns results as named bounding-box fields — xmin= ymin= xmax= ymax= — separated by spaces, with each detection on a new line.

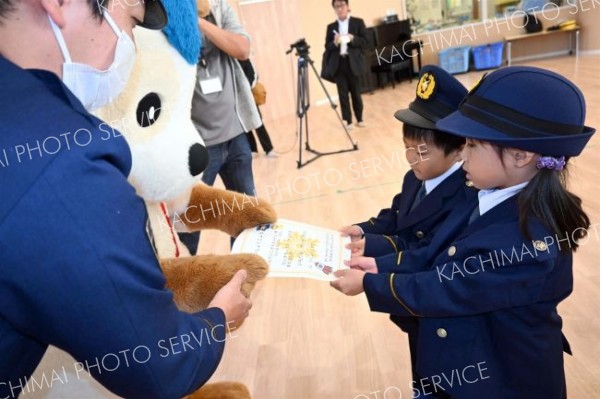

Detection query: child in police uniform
xmin=332 ymin=66 xmax=595 ymax=399
xmin=339 ymin=65 xmax=477 ymax=386
xmin=340 ymin=65 xmax=476 ymax=264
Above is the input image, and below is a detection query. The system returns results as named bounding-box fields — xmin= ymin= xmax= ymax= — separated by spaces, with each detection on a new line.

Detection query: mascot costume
xmin=95 ymin=0 xmax=276 ymax=314
xmin=31 ymin=0 xmax=275 ymax=398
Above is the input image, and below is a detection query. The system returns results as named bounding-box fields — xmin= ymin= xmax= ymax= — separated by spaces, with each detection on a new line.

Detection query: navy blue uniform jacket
xmin=364 ymin=195 xmax=571 ymax=398
xmin=0 ymin=57 xmax=225 ymax=399
xmin=356 ymin=168 xmax=477 ymax=260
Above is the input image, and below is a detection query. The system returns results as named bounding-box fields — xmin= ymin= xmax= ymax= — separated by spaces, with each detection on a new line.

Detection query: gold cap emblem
xmin=416 ymin=73 xmax=436 ymax=100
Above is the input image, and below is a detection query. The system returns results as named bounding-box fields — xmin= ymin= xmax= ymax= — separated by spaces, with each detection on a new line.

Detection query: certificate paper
xmin=231 ymin=219 xmax=351 ymax=281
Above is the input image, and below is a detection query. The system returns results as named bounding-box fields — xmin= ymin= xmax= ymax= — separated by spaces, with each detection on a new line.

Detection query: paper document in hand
xmin=231 ymin=219 xmax=351 ymax=281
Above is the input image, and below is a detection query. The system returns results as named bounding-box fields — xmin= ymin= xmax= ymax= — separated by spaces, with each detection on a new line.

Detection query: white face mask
xmin=48 ymin=11 xmax=136 ymax=111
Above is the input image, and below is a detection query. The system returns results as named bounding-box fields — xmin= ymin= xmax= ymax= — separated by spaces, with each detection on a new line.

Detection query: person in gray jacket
xmin=179 ymin=0 xmax=261 ymax=254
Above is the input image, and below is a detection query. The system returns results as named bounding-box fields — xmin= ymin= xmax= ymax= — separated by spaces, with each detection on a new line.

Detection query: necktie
xmin=468 ymin=205 xmax=481 ymax=225
xmin=410 ymin=184 xmax=427 ymax=212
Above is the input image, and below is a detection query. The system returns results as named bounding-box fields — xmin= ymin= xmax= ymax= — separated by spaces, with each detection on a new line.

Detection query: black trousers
xmin=391 ymin=315 xmax=453 ymax=399
xmin=335 ymin=56 xmax=363 ymax=124
xmin=246 ymin=125 xmax=273 ymax=153
xmin=246 ymin=108 xmax=274 ymax=153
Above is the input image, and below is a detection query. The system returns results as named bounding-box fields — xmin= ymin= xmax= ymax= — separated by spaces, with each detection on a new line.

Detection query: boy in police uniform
xmin=339 ymin=65 xmax=477 ymax=385
xmin=341 ymin=65 xmax=477 ymax=273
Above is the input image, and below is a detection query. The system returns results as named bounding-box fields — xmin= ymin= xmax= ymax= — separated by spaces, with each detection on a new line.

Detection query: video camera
xmin=286 ymin=38 xmax=311 ymax=57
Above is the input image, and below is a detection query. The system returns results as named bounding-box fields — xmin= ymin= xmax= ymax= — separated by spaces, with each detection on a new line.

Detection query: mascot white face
xmin=95 ymin=5 xmax=208 ymax=208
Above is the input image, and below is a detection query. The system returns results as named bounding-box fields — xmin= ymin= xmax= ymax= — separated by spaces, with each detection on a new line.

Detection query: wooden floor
xmin=201 ymin=55 xmax=600 ymax=399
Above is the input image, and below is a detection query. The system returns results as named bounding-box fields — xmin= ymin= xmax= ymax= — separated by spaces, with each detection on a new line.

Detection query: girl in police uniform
xmin=331 ymin=66 xmax=595 ymax=399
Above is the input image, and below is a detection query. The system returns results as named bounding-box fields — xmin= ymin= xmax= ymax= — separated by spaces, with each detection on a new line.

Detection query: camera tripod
xmin=288 ymin=47 xmax=358 ymax=169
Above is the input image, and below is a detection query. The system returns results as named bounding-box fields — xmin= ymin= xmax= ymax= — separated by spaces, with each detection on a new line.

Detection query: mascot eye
xmin=136 ymin=93 xmax=162 ymax=127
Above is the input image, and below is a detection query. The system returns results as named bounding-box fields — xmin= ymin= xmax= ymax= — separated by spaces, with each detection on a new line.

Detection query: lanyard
xmin=199 ymin=12 xmax=217 ymax=77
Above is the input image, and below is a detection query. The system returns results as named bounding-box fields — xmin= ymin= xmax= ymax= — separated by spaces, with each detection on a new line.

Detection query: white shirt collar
xmin=424 ymin=161 xmax=463 ymax=195
xmin=478 ymin=181 xmax=529 ymax=216
xmin=337 ymin=17 xmax=350 ymax=55
xmin=337 ymin=16 xmax=350 ymax=26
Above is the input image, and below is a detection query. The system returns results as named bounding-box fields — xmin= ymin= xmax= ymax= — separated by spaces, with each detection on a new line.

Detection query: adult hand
xmin=330 ymin=269 xmax=366 ymax=296
xmin=339 ymin=225 xmax=363 ymax=242
xmin=344 ymin=256 xmax=377 ymax=273
xmin=334 ymin=32 xmax=342 ymax=46
xmin=346 ymin=238 xmax=365 ymax=257
xmin=208 ymin=270 xmax=253 ymax=329
xmin=195 ymin=5 xmax=250 ymax=60
xmin=347 ymin=33 xmax=354 ymax=42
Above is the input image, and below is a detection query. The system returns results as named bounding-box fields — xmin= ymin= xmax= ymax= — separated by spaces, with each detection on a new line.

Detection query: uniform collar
xmin=478 ymin=181 xmax=529 ymax=216
xmin=424 ymin=161 xmax=463 ymax=195
xmin=0 ymin=55 xmax=90 ymax=117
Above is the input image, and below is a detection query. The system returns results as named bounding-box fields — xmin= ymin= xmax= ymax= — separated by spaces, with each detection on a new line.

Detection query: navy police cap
xmin=395 ymin=65 xmax=468 ymax=130
xmin=436 ymin=66 xmax=595 ymax=157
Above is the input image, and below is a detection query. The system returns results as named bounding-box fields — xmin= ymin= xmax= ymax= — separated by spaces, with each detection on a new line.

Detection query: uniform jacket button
xmin=448 ymin=246 xmax=457 ymax=256
xmin=437 ymin=328 xmax=448 ymax=338
xmin=416 ymin=231 xmax=424 ymax=238
xmin=534 ymin=240 xmax=548 ymax=251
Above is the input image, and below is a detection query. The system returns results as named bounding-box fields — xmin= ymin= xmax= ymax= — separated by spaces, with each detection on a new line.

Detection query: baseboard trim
xmin=511 ymin=50 xmax=571 ymax=64
xmin=580 ymin=50 xmax=600 ymax=56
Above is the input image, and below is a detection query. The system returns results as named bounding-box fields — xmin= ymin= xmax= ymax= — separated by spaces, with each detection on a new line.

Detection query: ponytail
xmin=519 ymin=165 xmax=590 ymax=252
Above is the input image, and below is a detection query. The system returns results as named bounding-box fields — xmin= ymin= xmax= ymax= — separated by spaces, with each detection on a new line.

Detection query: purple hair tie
xmin=537 ymin=156 xmax=566 ymax=171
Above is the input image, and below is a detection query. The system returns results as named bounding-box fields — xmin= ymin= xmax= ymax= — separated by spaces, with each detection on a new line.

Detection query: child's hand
xmin=346 ymin=238 xmax=365 ymax=257
xmin=330 ymin=269 xmax=366 ymax=296
xmin=344 ymin=257 xmax=377 ymax=273
xmin=339 ymin=225 xmax=363 ymax=242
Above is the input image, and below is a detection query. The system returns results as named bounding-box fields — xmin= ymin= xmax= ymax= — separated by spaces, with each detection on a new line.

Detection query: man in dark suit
xmin=325 ymin=0 xmax=369 ymax=129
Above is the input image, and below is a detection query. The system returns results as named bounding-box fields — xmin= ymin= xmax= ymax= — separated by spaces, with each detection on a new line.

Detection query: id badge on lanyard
xmin=198 ymin=56 xmax=223 ymax=95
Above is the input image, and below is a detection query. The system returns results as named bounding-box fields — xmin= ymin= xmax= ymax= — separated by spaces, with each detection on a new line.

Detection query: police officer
xmin=0 ymin=1 xmax=251 ymax=398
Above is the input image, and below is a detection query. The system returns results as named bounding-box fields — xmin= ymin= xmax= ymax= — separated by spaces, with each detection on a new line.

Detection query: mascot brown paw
xmin=161 ymin=254 xmax=269 ymax=313
xmin=185 ymin=381 xmax=251 ymax=399
xmin=181 ymin=184 xmax=277 ymax=237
